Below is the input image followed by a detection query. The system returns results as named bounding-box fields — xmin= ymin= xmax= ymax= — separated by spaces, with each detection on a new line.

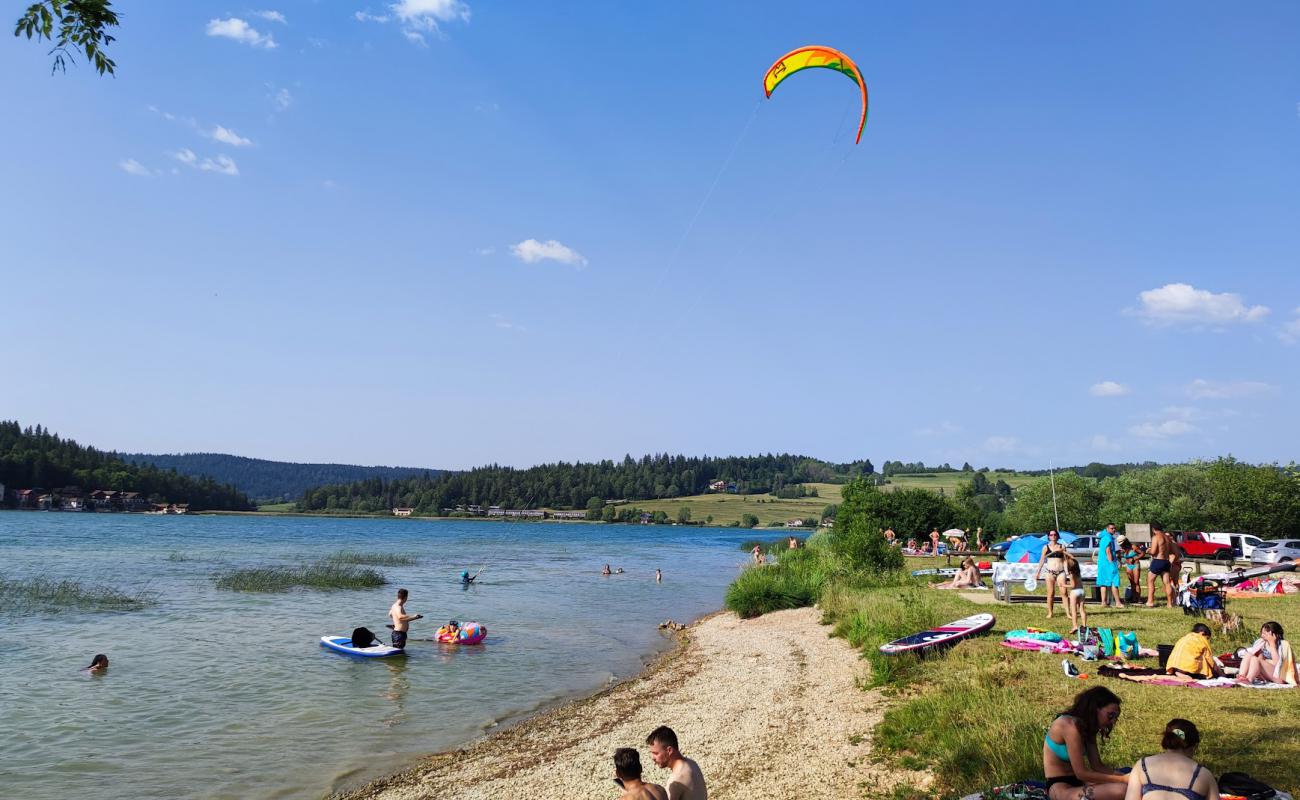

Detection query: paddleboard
xmin=320 ymin=635 xmax=405 ymax=658
xmin=879 ymin=613 xmax=995 ymax=655
xmin=1195 ymin=562 xmax=1296 ymax=586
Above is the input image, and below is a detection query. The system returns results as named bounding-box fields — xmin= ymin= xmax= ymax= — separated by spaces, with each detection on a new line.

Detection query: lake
xmin=0 ymin=512 xmax=754 ymax=799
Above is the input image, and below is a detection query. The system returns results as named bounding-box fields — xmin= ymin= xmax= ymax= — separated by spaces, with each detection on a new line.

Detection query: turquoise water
xmin=0 ymin=513 xmax=752 ymax=799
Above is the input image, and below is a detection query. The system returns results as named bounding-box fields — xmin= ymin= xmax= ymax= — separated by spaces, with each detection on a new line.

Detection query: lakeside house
xmin=5 ymin=486 xmax=162 ymax=513
xmin=392 ymin=507 xmax=414 ymax=517
xmin=550 ymin=510 xmax=586 ymax=520
xmin=785 ymin=519 xmax=805 ymax=528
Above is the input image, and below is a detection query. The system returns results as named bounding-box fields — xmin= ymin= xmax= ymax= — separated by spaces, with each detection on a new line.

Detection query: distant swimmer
xmin=603 ymin=564 xmax=613 ymax=576
xmin=646 ymin=726 xmax=707 ymax=800
xmin=656 ymin=568 xmax=662 ymax=583
xmin=387 ymin=588 xmax=423 ymax=650
xmin=85 ymin=654 xmax=109 ymax=673
xmin=461 ymin=569 xmax=482 ymax=585
xmin=614 ymin=747 xmax=668 ymax=800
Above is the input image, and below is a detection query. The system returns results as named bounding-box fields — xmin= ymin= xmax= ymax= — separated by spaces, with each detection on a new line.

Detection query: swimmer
xmin=85 ymin=654 xmax=109 ymax=673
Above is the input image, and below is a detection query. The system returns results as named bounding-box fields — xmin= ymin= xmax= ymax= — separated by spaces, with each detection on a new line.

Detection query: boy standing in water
xmin=388 ymin=588 xmax=422 ymax=650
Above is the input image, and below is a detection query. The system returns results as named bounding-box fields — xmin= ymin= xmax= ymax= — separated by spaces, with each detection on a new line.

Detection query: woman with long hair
xmin=1035 ymin=530 xmax=1068 ymax=620
xmin=1123 ymin=719 xmax=1219 ymax=800
xmin=1236 ymin=621 xmax=1298 ymax=686
xmin=1043 ymin=686 xmax=1129 ymax=799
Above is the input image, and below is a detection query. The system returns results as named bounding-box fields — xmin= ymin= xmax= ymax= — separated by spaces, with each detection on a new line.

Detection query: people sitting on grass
xmin=1166 ymin=624 xmax=1222 ymax=680
xmin=614 ymin=747 xmax=668 ymax=800
xmin=1236 ymin=621 xmax=1298 ymax=686
xmin=1123 ymin=718 xmax=1219 ymax=800
xmin=1036 ymin=529 xmax=1068 ymax=620
xmin=645 ymin=726 xmax=707 ymax=800
xmin=1064 ymin=553 xmax=1088 ymax=635
xmin=951 ymin=558 xmax=985 ymax=589
xmin=1043 ymin=686 xmax=1129 ymax=799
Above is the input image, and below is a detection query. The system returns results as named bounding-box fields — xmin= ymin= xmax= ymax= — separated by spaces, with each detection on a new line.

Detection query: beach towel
xmin=1099 ymin=664 xmax=1294 ymax=689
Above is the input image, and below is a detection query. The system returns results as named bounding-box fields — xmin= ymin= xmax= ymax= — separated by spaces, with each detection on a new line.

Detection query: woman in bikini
xmin=1123 ymin=719 xmax=1219 ymax=800
xmin=1036 ymin=530 xmax=1068 ymax=620
xmin=1043 ymin=686 xmax=1129 ymax=799
xmin=1236 ymin=621 xmax=1298 ymax=686
xmin=1119 ymin=538 xmax=1143 ymax=602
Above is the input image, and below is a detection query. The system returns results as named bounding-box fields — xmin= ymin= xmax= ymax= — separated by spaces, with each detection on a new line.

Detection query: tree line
xmin=297 ymin=453 xmax=854 ymax=514
xmin=0 ymin=422 xmax=253 ymax=511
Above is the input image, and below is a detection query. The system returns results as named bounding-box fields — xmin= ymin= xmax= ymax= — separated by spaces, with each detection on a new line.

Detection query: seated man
xmin=614 ymin=747 xmax=667 ymax=800
xmin=1166 ymin=623 xmax=1222 ymax=679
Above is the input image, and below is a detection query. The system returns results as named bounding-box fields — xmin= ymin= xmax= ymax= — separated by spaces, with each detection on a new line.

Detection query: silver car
xmin=1067 ymin=535 xmax=1100 ymax=559
xmin=1250 ymin=539 xmax=1300 ymax=565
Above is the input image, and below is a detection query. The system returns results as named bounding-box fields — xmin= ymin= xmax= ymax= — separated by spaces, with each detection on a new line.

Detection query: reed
xmin=214 ymin=562 xmax=386 ymax=592
xmin=0 ymin=575 xmax=158 ymax=613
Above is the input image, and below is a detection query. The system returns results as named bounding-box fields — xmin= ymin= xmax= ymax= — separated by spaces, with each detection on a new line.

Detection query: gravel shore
xmin=333 ymin=607 xmax=926 ymax=799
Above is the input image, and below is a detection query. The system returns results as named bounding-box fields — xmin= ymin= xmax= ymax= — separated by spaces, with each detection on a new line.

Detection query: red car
xmin=1172 ymin=531 xmax=1235 ymax=561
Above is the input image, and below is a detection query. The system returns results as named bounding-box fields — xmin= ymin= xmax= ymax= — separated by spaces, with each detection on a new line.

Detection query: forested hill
xmin=123 ymin=452 xmax=440 ymax=503
xmin=298 ymin=454 xmax=866 ymax=514
xmin=0 ymin=422 xmax=252 ymax=511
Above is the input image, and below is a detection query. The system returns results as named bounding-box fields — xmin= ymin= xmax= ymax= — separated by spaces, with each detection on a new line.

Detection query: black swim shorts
xmin=391 ymin=630 xmax=407 ymax=650
xmin=1150 ymin=558 xmax=1170 ymax=575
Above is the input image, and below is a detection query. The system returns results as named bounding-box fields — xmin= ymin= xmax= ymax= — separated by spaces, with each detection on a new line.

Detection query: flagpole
xmin=1049 ymin=459 xmax=1061 ymax=532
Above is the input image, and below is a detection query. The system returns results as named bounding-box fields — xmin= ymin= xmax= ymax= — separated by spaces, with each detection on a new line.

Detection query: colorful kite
xmin=763 ymin=45 xmax=869 ymax=143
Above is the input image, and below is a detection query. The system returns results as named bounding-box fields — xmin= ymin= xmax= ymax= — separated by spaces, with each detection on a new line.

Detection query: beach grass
xmin=724 ymin=549 xmax=829 ymax=618
xmin=0 ymin=575 xmax=158 ymax=613
xmin=323 ymin=550 xmax=419 ymax=567
xmin=214 ymin=562 xmax=387 ymax=592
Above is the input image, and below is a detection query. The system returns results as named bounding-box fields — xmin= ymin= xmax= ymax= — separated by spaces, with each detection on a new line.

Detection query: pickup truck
xmin=1172 ymin=531 xmax=1235 ymax=561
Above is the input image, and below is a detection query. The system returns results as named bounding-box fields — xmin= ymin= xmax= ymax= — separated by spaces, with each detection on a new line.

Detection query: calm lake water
xmin=0 ymin=513 xmax=753 ymax=799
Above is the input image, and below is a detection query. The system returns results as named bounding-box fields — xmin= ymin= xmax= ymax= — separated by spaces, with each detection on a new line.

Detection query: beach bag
xmin=351 ymin=626 xmax=377 ymax=648
xmin=1098 ymin=628 xmax=1116 ymax=657
xmin=1117 ymin=631 xmax=1139 ymax=659
xmin=1218 ymin=772 xmax=1275 ymax=799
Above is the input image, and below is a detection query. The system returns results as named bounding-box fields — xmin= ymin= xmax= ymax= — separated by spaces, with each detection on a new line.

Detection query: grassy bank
xmin=728 ymin=549 xmax=1300 ymax=797
xmin=0 ymin=575 xmax=158 ymax=613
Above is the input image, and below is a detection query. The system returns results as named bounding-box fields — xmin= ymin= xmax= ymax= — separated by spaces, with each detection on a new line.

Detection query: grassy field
xmin=882 ymin=470 xmax=1031 ymax=494
xmin=734 ymin=551 xmax=1300 ymax=798
xmin=256 ymin=502 xmax=296 ymax=512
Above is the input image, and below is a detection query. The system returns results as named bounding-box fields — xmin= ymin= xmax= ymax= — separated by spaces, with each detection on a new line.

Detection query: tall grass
xmin=0 ymin=575 xmax=158 ymax=613
xmin=324 ymin=551 xmax=419 ymax=567
xmin=724 ymin=548 xmax=828 ymax=618
xmin=214 ymin=562 xmax=386 ymax=592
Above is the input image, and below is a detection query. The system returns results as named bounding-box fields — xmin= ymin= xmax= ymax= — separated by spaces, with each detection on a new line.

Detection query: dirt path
xmin=334 ymin=607 xmax=926 ymax=800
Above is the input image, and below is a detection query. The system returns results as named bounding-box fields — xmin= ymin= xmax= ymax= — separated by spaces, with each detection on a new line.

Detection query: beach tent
xmin=1005 ymin=532 xmax=1078 ymax=564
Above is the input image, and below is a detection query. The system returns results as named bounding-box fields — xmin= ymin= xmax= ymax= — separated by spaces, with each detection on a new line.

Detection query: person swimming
xmin=461 ymin=569 xmax=482 ymax=585
xmin=85 ymin=654 xmax=109 ymax=673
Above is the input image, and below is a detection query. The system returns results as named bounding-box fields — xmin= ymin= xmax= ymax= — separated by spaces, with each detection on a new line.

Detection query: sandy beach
xmin=334 ymin=607 xmax=924 ymax=799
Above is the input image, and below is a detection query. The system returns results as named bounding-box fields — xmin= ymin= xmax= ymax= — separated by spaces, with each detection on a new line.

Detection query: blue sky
xmin=2 ymin=1 xmax=1299 ymax=470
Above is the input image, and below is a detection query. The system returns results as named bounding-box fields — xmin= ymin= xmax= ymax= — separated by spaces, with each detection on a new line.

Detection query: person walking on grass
xmin=387 ymin=588 xmax=423 ymax=651
xmin=614 ymin=747 xmax=667 ymax=800
xmin=1096 ymin=523 xmax=1124 ymax=609
xmin=1123 ymin=719 xmax=1219 ymax=800
xmin=1043 ymin=686 xmax=1128 ymax=799
xmin=1036 ymin=530 xmax=1068 ymax=620
xmin=646 ymin=726 xmax=707 ymax=800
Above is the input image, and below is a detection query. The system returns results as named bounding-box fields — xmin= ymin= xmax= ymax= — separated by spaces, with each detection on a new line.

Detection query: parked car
xmin=1171 ymin=531 xmax=1235 ymax=561
xmin=1202 ymin=532 xmax=1264 ymax=560
xmin=1250 ymin=539 xmax=1300 ymax=565
xmin=1066 ymin=535 xmax=1100 ymax=559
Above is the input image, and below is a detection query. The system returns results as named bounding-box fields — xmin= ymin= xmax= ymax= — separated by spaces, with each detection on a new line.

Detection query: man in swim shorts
xmin=387 ymin=588 xmax=422 ymax=650
xmin=1146 ymin=523 xmax=1174 ymax=608
xmin=614 ymin=747 xmax=667 ymax=800
xmin=646 ymin=726 xmax=707 ymax=799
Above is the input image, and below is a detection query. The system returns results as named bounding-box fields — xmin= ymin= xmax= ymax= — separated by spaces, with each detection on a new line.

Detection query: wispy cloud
xmin=268 ymin=86 xmax=293 ymax=111
xmin=473 ymin=101 xmax=500 ymax=113
xmin=206 ymin=17 xmax=277 ymax=49
xmin=250 ymin=10 xmax=286 ymax=24
xmin=355 ymin=10 xmax=391 ymax=23
xmin=982 ymin=435 xmax=1020 ymax=454
xmin=1186 ymin=378 xmax=1273 ymax=400
xmin=118 ymin=158 xmax=151 ymax=176
xmin=1131 ymin=282 xmax=1269 ymax=328
xmin=209 ymin=126 xmax=252 ymax=147
xmin=356 ymin=1 xmax=470 ymax=44
xmin=475 ymin=246 xmax=496 ymax=256
xmin=1279 ymin=307 xmax=1300 ymax=345
xmin=1129 ymin=419 xmax=1196 ymax=439
xmin=490 ymin=313 xmax=525 ymax=332
xmin=1089 ymin=434 xmax=1123 ymax=452
xmin=510 ymin=238 xmax=588 ymax=267
xmin=915 ymin=421 xmax=961 ymax=437
xmin=172 ymin=149 xmax=240 ymax=176
xmin=1089 ymin=381 xmax=1130 ymax=398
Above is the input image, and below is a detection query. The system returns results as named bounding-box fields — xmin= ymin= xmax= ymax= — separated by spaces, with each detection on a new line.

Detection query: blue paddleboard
xmin=320 ymin=635 xmax=404 ymax=658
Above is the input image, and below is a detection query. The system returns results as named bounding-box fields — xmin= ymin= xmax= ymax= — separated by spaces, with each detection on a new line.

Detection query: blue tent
xmin=1004 ymin=531 xmax=1078 ymax=564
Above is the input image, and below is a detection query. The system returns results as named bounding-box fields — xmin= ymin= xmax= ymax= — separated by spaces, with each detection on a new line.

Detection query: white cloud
xmin=915 ymin=421 xmax=961 ymax=437
xmin=206 ymin=18 xmax=277 ymax=49
xmin=269 ymin=86 xmax=293 ymax=111
xmin=510 ymin=238 xmax=588 ymax=267
xmin=403 ymin=29 xmax=428 ymax=46
xmin=251 ymin=10 xmax=287 ymax=24
xmin=172 ymin=149 xmax=239 ymax=176
xmin=1186 ymin=378 xmax=1273 ymax=400
xmin=391 ymin=0 xmax=470 ymax=29
xmin=355 ymin=10 xmax=391 ymax=23
xmin=982 ymin=436 xmax=1020 ymax=454
xmin=1089 ymin=434 xmax=1123 ymax=452
xmin=1129 ymin=419 xmax=1196 ymax=439
xmin=1089 ymin=381 xmax=1130 ymax=398
xmin=209 ymin=126 xmax=252 ymax=147
xmin=475 ymin=246 xmax=496 ymax=256
xmin=1132 ymin=282 xmax=1269 ymax=327
xmin=118 ymin=158 xmax=151 ymax=176
xmin=1279 ymin=308 xmax=1300 ymax=345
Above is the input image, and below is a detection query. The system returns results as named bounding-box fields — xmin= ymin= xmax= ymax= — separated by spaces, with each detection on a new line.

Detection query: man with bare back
xmin=387 ymin=588 xmax=422 ymax=650
xmin=1146 ymin=523 xmax=1175 ymax=608
xmin=646 ymin=726 xmax=706 ymax=800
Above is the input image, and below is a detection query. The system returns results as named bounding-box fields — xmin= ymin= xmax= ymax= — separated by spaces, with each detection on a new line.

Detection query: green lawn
xmin=882 ymin=471 xmax=1032 ymax=494
xmin=256 ymin=502 xmax=296 ymax=512
xmin=614 ymin=482 xmax=844 ymax=527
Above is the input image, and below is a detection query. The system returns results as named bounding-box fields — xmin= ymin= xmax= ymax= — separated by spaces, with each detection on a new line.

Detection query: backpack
xmin=1217 ymin=772 xmax=1275 ymax=800
xmin=351 ymin=626 xmax=377 ymax=648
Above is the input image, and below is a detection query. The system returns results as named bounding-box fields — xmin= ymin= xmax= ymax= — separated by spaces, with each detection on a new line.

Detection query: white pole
xmin=1049 ymin=459 xmax=1061 ymax=532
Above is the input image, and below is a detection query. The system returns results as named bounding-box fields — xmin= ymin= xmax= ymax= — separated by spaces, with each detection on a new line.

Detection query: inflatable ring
xmin=437 ymin=622 xmax=487 ymax=645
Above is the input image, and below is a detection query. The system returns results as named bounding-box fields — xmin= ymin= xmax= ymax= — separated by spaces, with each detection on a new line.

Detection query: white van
xmin=1203 ymin=532 xmax=1263 ymax=560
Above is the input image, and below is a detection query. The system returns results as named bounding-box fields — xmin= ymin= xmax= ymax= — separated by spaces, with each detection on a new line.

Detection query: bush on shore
xmin=724 ymin=548 xmax=828 ymax=618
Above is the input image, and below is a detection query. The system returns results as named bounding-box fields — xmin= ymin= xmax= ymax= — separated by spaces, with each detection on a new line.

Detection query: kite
xmin=763 ymin=45 xmax=869 ymax=143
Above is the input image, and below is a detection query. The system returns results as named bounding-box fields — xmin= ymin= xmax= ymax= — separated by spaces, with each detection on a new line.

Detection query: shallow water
xmin=0 ymin=513 xmax=752 ymax=799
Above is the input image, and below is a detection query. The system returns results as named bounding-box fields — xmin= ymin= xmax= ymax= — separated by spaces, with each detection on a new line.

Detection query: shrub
xmin=829 ymin=478 xmax=904 ymax=573
xmin=724 ymin=548 xmax=827 ymax=618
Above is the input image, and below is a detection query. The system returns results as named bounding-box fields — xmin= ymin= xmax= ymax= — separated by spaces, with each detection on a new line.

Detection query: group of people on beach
xmin=612 ymin=726 xmax=707 ymax=799
xmin=1163 ymin=620 xmax=1297 ymax=685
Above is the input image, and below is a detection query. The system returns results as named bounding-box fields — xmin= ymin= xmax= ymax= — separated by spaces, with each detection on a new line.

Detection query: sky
xmin=2 ymin=1 xmax=1299 ymax=471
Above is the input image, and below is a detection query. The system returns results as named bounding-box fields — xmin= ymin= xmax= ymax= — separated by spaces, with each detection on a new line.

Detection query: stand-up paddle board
xmin=1194 ymin=562 xmax=1296 ymax=586
xmin=879 ymin=613 xmax=995 ymax=655
xmin=320 ymin=635 xmax=405 ymax=658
